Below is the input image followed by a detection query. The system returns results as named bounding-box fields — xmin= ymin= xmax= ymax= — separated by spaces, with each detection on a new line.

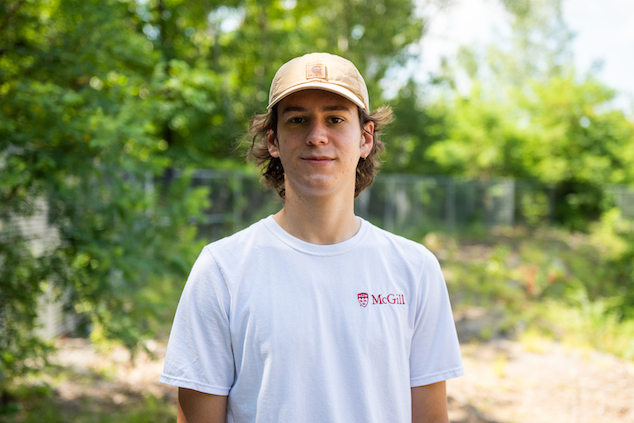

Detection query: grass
xmin=1 ymin=362 xmax=175 ymax=423
xmin=1 ymin=392 xmax=175 ymax=423
xmin=532 ymin=298 xmax=634 ymax=360
xmin=431 ymin=220 xmax=634 ymax=361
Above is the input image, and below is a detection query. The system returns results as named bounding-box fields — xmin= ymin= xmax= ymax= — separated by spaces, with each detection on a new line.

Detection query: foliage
xmin=380 ymin=80 xmax=448 ymax=175
xmin=3 ymin=0 xmax=634 ymax=412
xmin=0 ymin=0 xmax=433 ymax=400
xmin=390 ymin=0 xmax=634 ymax=230
xmin=0 ymin=0 xmax=210 ymax=395
xmin=131 ymin=0 xmax=426 ymax=166
xmin=586 ymin=209 xmax=634 ymax=318
xmin=0 ymin=381 xmax=175 ymax=423
xmin=436 ymin=207 xmax=634 ymax=359
xmin=534 ymin=295 xmax=634 ymax=360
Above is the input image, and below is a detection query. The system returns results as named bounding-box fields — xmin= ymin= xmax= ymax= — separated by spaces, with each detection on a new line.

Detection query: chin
xmin=288 ymin=179 xmax=354 ymax=198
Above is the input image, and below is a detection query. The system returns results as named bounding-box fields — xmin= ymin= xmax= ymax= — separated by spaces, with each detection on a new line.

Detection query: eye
xmin=329 ymin=117 xmax=344 ymax=124
xmin=287 ymin=117 xmax=305 ymax=124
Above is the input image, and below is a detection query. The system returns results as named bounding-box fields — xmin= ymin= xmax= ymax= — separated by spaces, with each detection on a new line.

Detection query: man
xmin=160 ymin=52 xmax=464 ymax=423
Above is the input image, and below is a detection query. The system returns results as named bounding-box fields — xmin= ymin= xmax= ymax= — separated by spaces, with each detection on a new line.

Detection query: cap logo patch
xmin=306 ymin=63 xmax=326 ymax=80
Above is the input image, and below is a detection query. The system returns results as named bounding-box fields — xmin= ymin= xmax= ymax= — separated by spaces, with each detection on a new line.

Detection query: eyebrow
xmin=280 ymin=105 xmax=353 ymax=115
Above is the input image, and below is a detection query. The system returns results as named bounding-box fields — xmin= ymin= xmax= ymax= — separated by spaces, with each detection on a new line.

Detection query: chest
xmin=227 ymin=253 xmax=418 ymax=364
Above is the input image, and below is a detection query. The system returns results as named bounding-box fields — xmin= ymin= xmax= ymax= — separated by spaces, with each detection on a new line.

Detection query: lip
xmin=301 ymin=155 xmax=334 ymax=163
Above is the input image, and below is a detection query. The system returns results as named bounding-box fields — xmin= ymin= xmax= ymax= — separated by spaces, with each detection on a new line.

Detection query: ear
xmin=267 ymin=129 xmax=280 ymax=158
xmin=360 ymin=121 xmax=374 ymax=159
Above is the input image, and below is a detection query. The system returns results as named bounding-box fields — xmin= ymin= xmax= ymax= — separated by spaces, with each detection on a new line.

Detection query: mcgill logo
xmin=357 ymin=292 xmax=405 ymax=307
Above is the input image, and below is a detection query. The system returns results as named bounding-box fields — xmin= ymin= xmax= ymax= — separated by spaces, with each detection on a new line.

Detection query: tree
xmin=0 ymin=0 xmax=432 ymax=399
xmin=380 ymin=80 xmax=448 ymax=175
xmin=0 ymin=0 xmax=208 ymax=396
xmin=418 ymin=0 xmax=634 ymax=228
xmin=131 ymin=0 xmax=426 ymax=167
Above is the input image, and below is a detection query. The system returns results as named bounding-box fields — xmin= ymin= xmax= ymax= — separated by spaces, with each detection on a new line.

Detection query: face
xmin=267 ymin=89 xmax=374 ymax=200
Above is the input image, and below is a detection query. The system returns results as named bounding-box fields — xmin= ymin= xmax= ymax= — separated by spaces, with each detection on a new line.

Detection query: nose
xmin=306 ymin=120 xmax=328 ymax=145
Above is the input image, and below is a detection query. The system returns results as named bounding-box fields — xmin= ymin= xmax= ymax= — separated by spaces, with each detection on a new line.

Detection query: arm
xmin=411 ymin=381 xmax=449 ymax=423
xmin=177 ymin=387 xmax=227 ymax=423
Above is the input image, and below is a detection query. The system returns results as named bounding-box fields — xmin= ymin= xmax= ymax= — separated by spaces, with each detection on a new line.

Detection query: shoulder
xmin=204 ymin=216 xmax=272 ymax=254
xmin=199 ymin=216 xmax=282 ymax=275
xmin=363 ymin=220 xmax=438 ymax=266
xmin=183 ymin=218 xmax=274 ymax=295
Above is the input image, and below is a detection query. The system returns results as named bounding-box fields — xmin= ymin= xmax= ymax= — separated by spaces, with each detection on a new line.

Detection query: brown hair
xmin=246 ymin=105 xmax=393 ymax=199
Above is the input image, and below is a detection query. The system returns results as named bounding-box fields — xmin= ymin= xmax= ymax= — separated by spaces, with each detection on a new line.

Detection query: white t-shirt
xmin=160 ymin=216 xmax=463 ymax=423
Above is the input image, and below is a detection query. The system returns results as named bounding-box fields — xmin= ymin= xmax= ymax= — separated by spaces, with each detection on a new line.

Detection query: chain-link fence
xmin=194 ymin=171 xmax=634 ymax=240
xmin=10 ymin=171 xmax=634 ymax=339
xmin=357 ymin=175 xmax=519 ymax=234
xmin=194 ymin=171 xmax=572 ymax=239
xmin=607 ymin=185 xmax=634 ymax=221
xmin=18 ymin=172 xmax=629 ymax=250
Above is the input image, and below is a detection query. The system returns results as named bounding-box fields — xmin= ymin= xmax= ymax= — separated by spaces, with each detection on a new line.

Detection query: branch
xmin=0 ymin=0 xmax=27 ymax=34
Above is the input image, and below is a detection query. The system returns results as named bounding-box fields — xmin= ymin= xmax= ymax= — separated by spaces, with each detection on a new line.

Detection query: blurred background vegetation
xmin=1 ymin=0 xmax=634 ymax=421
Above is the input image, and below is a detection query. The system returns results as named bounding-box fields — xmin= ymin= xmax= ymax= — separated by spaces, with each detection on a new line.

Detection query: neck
xmin=273 ymin=189 xmax=360 ymax=245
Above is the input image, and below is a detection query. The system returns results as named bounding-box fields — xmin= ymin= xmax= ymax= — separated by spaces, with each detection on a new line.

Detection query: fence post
xmin=232 ymin=172 xmax=243 ymax=233
xmin=384 ymin=176 xmax=395 ymax=232
xmin=356 ymin=186 xmax=370 ymax=219
xmin=506 ymin=179 xmax=515 ymax=226
xmin=446 ymin=178 xmax=456 ymax=233
xmin=548 ymin=185 xmax=556 ymax=225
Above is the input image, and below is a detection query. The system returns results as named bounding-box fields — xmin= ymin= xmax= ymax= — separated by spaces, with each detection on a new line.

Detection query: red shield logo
xmin=357 ymin=292 xmax=369 ymax=307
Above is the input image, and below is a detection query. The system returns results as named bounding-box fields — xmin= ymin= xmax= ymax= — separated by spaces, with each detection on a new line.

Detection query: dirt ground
xmin=46 ymin=330 xmax=634 ymax=423
xmin=447 ymin=339 xmax=634 ymax=423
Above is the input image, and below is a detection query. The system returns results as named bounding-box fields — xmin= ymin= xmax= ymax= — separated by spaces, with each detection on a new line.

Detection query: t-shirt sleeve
xmin=160 ymin=246 xmax=235 ymax=395
xmin=409 ymin=250 xmax=464 ymax=387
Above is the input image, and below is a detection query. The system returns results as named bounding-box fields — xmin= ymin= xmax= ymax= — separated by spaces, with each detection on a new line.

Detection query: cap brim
xmin=267 ymin=82 xmax=367 ymax=110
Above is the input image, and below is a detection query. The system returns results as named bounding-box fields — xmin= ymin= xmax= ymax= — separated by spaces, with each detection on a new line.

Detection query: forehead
xmin=278 ymin=89 xmax=358 ymax=114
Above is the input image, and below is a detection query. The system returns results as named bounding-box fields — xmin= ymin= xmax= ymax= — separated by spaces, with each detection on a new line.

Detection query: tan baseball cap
xmin=267 ymin=52 xmax=370 ymax=111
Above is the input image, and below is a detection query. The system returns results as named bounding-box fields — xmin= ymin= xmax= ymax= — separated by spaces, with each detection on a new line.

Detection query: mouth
xmin=302 ymin=155 xmax=334 ymax=163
